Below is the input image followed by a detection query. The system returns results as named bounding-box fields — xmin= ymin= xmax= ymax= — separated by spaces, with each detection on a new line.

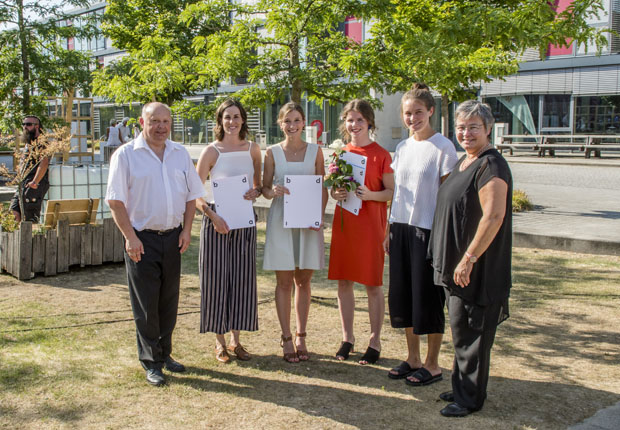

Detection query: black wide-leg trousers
xmin=446 ymin=290 xmax=502 ymax=411
xmin=125 ymin=227 xmax=181 ymax=370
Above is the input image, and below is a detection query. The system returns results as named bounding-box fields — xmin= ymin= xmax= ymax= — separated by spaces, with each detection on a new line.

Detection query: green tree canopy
xmin=0 ymin=0 xmax=94 ymax=132
xmin=179 ymin=0 xmax=373 ymax=110
xmin=341 ymin=0 xmax=607 ymax=101
xmin=92 ymin=0 xmax=231 ymax=113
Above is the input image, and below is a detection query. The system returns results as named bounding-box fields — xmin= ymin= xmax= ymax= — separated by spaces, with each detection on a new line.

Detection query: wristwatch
xmin=465 ymin=251 xmax=478 ymax=263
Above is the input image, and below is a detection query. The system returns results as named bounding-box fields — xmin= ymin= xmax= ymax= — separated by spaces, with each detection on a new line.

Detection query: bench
xmin=538 ymin=136 xmax=588 ymax=157
xmin=498 ymin=134 xmax=620 ymax=158
xmin=585 ymin=137 xmax=620 ymax=158
xmin=43 ymin=198 xmax=99 ymax=228
xmin=496 ymin=135 xmax=543 ymax=155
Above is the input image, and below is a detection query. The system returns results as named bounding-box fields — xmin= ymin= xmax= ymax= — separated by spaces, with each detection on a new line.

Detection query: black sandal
xmin=388 ymin=361 xmax=419 ymax=379
xmin=359 ymin=346 xmax=380 ymax=365
xmin=335 ymin=341 xmax=354 ymax=360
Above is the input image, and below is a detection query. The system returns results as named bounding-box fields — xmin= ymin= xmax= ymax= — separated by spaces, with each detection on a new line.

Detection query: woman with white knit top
xmin=385 ymin=84 xmax=458 ymax=386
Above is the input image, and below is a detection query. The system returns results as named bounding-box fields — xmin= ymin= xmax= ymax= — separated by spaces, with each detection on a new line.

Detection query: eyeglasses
xmin=455 ymin=124 xmax=485 ymax=134
xmin=22 ymin=122 xmax=37 ymax=127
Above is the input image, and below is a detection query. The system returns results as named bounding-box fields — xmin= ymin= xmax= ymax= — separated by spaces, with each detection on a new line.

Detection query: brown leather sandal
xmin=215 ymin=344 xmax=230 ymax=364
xmin=281 ymin=335 xmax=298 ymax=363
xmin=227 ymin=343 xmax=251 ymax=361
xmin=295 ymin=332 xmax=309 ymax=361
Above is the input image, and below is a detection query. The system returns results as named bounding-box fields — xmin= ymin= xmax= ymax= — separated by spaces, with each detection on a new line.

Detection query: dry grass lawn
xmin=1 ymin=220 xmax=619 ymax=429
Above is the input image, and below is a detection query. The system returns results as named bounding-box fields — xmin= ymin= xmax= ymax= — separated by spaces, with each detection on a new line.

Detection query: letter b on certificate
xmin=283 ymin=175 xmax=322 ymax=228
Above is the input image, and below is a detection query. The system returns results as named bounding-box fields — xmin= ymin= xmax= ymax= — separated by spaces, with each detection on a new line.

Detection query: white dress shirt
xmin=389 ymin=133 xmax=458 ymax=229
xmin=106 ymin=134 xmax=205 ymax=231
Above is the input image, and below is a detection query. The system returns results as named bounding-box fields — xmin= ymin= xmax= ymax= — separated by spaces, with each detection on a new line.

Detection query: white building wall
xmin=373 ymin=91 xmax=407 ymax=151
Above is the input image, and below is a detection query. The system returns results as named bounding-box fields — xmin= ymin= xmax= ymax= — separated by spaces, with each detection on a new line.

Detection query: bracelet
xmin=254 ymin=187 xmax=262 ymax=196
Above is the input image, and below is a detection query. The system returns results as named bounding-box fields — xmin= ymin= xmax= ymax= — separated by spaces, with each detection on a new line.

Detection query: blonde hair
xmin=277 ymin=102 xmax=305 ymax=125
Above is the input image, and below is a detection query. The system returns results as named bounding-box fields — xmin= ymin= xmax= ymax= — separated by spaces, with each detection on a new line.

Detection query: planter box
xmin=0 ymin=218 xmax=125 ymax=280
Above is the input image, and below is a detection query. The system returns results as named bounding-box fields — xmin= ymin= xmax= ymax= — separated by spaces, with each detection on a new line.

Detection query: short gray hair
xmin=455 ymin=100 xmax=495 ymax=130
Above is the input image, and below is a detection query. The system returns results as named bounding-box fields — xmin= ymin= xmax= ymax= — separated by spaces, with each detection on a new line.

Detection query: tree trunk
xmin=441 ymin=95 xmax=450 ymax=137
xmin=17 ymin=0 xmax=31 ymax=114
xmin=289 ymin=40 xmax=302 ymax=104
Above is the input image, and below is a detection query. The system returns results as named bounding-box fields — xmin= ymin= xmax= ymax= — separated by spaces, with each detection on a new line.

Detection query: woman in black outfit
xmin=429 ymin=100 xmax=513 ymax=417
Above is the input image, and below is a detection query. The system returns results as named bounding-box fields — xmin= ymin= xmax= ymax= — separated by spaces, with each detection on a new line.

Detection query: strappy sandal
xmin=215 ymin=344 xmax=230 ymax=364
xmin=335 ymin=341 xmax=354 ymax=361
xmin=295 ymin=332 xmax=309 ymax=361
xmin=281 ymin=335 xmax=299 ymax=363
xmin=227 ymin=343 xmax=251 ymax=361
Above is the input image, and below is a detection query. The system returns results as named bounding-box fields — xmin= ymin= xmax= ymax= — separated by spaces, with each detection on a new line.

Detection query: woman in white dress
xmin=262 ymin=102 xmax=327 ymax=363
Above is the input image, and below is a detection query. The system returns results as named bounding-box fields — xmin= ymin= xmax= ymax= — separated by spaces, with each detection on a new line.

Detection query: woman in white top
xmin=385 ymin=84 xmax=458 ymax=386
xmin=106 ymin=119 xmax=123 ymax=147
xmin=262 ymin=102 xmax=327 ymax=363
xmin=195 ymin=99 xmax=262 ymax=363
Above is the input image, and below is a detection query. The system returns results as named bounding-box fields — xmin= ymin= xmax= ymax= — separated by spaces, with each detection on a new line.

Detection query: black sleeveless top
xmin=429 ymin=148 xmax=512 ymax=311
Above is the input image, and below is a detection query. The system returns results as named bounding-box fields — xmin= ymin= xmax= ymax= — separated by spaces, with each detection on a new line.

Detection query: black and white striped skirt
xmin=199 ymin=213 xmax=259 ymax=334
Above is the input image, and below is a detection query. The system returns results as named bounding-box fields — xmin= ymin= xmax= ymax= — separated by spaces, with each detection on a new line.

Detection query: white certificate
xmin=339 ymin=151 xmax=367 ymax=216
xmin=283 ymin=175 xmax=322 ymax=228
xmin=212 ymin=174 xmax=255 ymax=230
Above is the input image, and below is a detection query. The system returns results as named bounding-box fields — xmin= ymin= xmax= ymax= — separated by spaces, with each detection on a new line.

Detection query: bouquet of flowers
xmin=324 ymin=149 xmax=360 ymax=230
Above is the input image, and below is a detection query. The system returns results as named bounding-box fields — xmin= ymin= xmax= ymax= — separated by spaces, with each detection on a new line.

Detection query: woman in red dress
xmin=328 ymin=99 xmax=394 ymax=365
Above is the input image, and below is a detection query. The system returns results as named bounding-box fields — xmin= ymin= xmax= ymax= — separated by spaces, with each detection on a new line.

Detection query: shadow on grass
xmin=172 ymin=367 xmax=619 ymax=429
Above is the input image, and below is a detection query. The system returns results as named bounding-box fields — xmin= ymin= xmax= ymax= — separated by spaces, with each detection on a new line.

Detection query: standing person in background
xmin=106 ymin=102 xmax=205 ymax=387
xmin=106 ymin=119 xmax=122 ymax=147
xmin=429 ymin=100 xmax=512 ymax=417
xmin=118 ymin=117 xmax=132 ymax=143
xmin=195 ymin=99 xmax=261 ymax=364
xmin=386 ymin=84 xmax=458 ymax=386
xmin=328 ymin=99 xmax=394 ymax=365
xmin=10 ymin=115 xmax=50 ymax=223
xmin=262 ymin=102 xmax=327 ymax=363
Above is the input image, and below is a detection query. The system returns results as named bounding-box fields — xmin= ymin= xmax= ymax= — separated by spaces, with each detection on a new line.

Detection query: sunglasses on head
xmin=22 ymin=122 xmax=37 ymax=127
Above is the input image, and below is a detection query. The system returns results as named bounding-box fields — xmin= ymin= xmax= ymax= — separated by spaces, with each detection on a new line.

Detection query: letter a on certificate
xmin=283 ymin=175 xmax=322 ymax=228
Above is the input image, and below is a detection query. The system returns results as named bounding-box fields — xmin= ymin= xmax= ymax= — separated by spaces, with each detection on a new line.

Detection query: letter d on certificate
xmin=283 ymin=175 xmax=322 ymax=228
xmin=212 ymin=174 xmax=255 ymax=230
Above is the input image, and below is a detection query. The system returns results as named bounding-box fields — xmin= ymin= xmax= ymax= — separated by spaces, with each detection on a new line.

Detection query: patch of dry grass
xmin=0 ymin=221 xmax=619 ymax=429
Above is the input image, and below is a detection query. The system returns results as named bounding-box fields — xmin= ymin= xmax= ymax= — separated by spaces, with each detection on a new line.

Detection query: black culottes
xmin=388 ymin=223 xmax=445 ymax=334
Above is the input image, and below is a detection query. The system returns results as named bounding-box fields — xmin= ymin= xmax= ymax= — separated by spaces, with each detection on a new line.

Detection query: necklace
xmin=459 ymin=143 xmax=493 ymax=171
xmin=284 ymin=142 xmax=307 ymax=157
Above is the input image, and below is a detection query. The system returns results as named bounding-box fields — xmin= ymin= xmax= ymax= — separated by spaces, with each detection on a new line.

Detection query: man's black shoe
xmin=164 ymin=356 xmax=186 ymax=373
xmin=146 ymin=368 xmax=166 ymax=386
xmin=440 ymin=402 xmax=473 ymax=417
xmin=439 ymin=391 xmax=454 ymax=402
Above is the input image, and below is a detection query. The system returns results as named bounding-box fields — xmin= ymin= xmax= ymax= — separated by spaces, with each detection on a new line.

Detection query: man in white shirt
xmin=106 ymin=102 xmax=204 ymax=386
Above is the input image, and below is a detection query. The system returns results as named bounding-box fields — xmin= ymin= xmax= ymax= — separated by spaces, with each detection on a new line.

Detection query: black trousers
xmin=125 ymin=227 xmax=182 ymax=370
xmin=446 ymin=289 xmax=502 ymax=411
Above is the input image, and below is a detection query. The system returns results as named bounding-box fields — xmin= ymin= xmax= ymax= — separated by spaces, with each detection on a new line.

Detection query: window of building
xmin=574 ymin=96 xmax=620 ymax=134
xmin=542 ymin=94 xmax=571 ymax=129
